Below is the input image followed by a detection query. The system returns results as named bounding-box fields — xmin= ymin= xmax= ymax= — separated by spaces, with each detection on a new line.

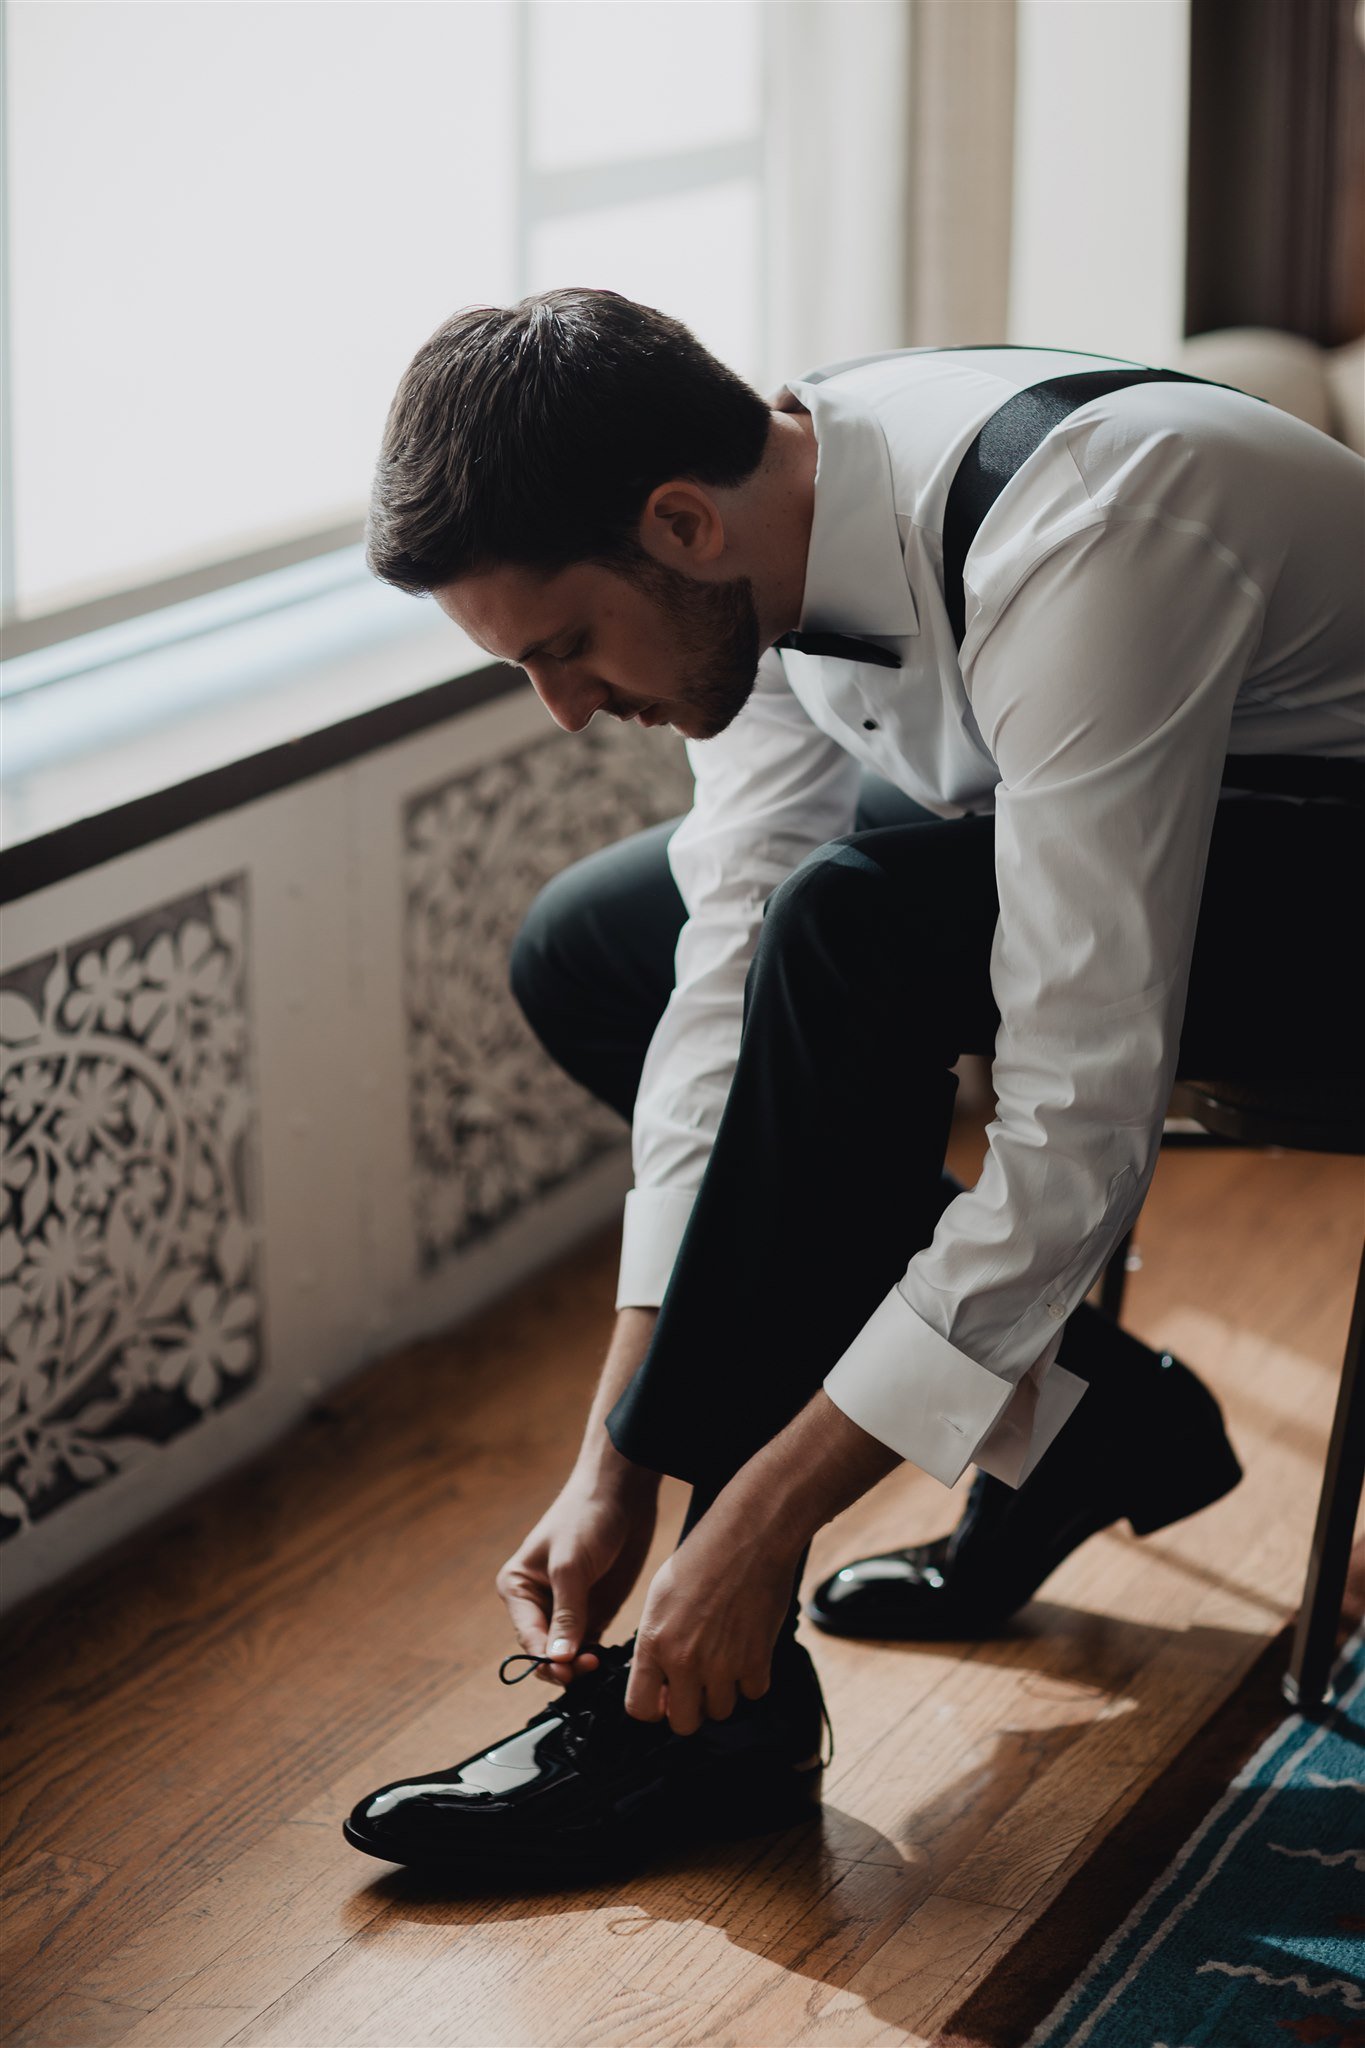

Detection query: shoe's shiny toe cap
xmin=343 ymin=1700 xmax=600 ymax=1864
xmin=343 ymin=1769 xmax=506 ymax=1863
xmin=807 ymin=1543 xmax=957 ymax=1636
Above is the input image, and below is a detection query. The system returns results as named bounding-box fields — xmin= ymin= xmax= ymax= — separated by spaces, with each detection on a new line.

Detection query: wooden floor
xmin=3 ymin=1124 xmax=1362 ymax=2048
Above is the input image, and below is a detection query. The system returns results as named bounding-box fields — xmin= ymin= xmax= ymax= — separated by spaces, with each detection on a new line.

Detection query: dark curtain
xmin=1186 ymin=0 xmax=1365 ymax=345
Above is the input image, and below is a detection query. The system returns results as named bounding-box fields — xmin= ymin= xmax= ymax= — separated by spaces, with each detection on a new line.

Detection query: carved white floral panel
xmin=404 ymin=720 xmax=692 ymax=1271
xmin=0 ymin=881 xmax=262 ymax=1542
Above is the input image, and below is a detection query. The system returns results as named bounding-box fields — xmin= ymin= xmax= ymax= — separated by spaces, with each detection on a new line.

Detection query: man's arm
xmin=818 ymin=507 xmax=1267 ymax=1487
xmin=495 ymin=1311 xmax=896 ymax=1697
xmin=616 ymin=646 xmax=863 ymax=1308
xmin=623 ymin=506 xmax=1270 ymax=1728
xmin=620 ymin=1386 xmax=904 ymax=1731
xmin=715 ymin=1387 xmax=904 ymax=1550
xmin=500 ymin=660 xmax=861 ymax=1682
xmin=577 ymin=1307 xmax=662 ymax=1486
xmin=494 ymin=1306 xmax=661 ymax=1686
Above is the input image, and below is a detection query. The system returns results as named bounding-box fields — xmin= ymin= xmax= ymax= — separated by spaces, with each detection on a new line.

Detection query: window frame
xmin=0 ymin=0 xmax=772 ymax=680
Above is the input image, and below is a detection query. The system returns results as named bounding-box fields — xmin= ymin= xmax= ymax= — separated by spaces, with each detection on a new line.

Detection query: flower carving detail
xmin=404 ymin=719 xmax=692 ymax=1268
xmin=0 ymin=883 xmax=262 ymax=1538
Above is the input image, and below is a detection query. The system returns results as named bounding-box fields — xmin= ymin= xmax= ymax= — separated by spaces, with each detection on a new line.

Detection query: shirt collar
xmin=777 ymin=374 xmax=920 ymax=644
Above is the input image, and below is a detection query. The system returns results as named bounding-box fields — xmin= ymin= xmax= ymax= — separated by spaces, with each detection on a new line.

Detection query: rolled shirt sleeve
xmin=616 ymin=648 xmax=862 ymax=1308
xmin=823 ymin=505 xmax=1271 ymax=1488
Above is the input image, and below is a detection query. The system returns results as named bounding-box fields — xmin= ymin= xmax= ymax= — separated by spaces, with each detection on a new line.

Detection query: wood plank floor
xmin=3 ymin=1124 xmax=1362 ymax=2048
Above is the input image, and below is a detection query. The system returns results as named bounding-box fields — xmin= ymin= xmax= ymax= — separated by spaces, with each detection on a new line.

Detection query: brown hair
xmin=365 ymin=287 xmax=772 ymax=594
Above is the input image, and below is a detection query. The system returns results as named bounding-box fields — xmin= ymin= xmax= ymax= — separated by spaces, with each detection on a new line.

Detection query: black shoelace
xmin=498 ymin=1641 xmax=624 ymax=1688
xmin=499 ymin=1652 xmax=567 ymax=1684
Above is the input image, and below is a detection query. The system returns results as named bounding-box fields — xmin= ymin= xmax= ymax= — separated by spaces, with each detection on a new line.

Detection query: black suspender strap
xmin=1218 ymin=752 xmax=1365 ymax=804
xmin=941 ymin=364 xmax=1264 ymax=654
xmin=937 ymin=360 xmax=1365 ymax=804
xmin=777 ymin=348 xmax=1359 ymax=799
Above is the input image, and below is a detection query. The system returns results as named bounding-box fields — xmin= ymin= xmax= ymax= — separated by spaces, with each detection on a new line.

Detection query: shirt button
xmin=1047 ymin=1301 xmax=1066 ymax=1320
xmin=862 ymin=718 xmax=878 ymax=730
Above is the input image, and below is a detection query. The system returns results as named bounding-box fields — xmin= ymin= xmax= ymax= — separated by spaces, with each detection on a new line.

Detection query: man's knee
xmin=748 ymin=827 xmax=992 ymax=1036
xmin=508 ymin=866 xmax=583 ymax=1034
xmin=757 ymin=835 xmax=894 ymax=965
xmin=510 ymin=815 xmax=686 ymax=1036
xmin=758 ymin=815 xmax=997 ymax=977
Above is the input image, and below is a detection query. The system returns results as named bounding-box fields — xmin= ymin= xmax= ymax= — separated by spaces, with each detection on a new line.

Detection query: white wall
xmin=764 ymin=0 xmax=913 ymax=379
xmin=1008 ymin=0 xmax=1191 ymax=366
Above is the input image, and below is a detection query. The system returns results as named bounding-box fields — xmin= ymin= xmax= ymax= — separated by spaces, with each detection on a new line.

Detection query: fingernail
xmin=549 ymin=1637 xmax=573 ymax=1657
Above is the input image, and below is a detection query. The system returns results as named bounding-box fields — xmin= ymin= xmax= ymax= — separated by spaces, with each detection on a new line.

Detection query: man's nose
xmin=527 ymin=665 xmax=609 ymax=734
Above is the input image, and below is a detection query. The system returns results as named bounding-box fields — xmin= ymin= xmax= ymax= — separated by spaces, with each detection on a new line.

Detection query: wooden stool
xmin=1099 ymin=1076 xmax=1365 ymax=1711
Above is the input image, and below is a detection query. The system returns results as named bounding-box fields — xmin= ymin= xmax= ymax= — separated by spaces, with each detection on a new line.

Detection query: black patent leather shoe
xmin=343 ymin=1635 xmax=830 ymax=1882
xmin=806 ymin=1319 xmax=1244 ymax=1642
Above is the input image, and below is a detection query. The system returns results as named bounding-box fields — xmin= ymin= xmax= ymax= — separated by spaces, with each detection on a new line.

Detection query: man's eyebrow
xmin=514 ymin=629 xmax=575 ymax=664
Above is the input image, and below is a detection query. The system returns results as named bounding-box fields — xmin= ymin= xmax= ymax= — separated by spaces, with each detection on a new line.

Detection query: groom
xmin=342 ymin=287 xmax=1364 ymax=1879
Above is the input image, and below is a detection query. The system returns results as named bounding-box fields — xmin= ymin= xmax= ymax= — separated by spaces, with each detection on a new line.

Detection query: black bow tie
xmin=774 ymin=629 xmax=902 ymax=669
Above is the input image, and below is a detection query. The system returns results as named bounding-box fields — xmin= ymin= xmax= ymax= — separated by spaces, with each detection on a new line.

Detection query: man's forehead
xmin=437 ymin=561 xmax=588 ymax=660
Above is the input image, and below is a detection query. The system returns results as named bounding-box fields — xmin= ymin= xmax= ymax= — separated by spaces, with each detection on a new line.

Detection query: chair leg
xmin=1282 ymin=1242 xmax=1365 ymax=1712
xmin=1099 ymin=1228 xmax=1135 ymax=1322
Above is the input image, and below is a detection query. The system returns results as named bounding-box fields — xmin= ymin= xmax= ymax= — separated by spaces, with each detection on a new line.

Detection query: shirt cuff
xmin=973 ymin=1345 xmax=1089 ymax=1488
xmin=822 ymin=1284 xmax=1089 ymax=1489
xmin=614 ymin=1186 xmax=698 ymax=1309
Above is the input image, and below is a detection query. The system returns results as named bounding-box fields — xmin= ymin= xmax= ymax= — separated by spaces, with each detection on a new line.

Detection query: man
xmin=343 ymin=288 xmax=1363 ymax=1881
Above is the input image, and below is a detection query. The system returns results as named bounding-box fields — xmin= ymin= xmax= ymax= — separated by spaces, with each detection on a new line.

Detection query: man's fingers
xmin=624 ymin=1640 xmax=705 ymax=1734
xmin=499 ymin=1592 xmax=600 ymax=1686
xmin=624 ymin=1639 xmax=668 ymax=1722
xmin=546 ymin=1565 xmax=586 ymax=1657
xmin=502 ymin=1588 xmax=551 ymax=1660
xmin=702 ymin=1677 xmax=737 ymax=1723
xmin=499 ymin=1572 xmax=552 ymax=1654
xmin=663 ymin=1673 xmax=703 ymax=1737
xmin=545 ymin=1559 xmax=590 ymax=1684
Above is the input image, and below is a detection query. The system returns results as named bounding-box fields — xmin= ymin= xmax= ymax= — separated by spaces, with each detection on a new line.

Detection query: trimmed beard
xmin=604 ymin=546 xmax=763 ymax=740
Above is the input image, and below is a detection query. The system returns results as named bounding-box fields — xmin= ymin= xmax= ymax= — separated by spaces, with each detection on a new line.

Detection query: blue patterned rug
xmin=1024 ymin=1621 xmax=1365 ymax=2048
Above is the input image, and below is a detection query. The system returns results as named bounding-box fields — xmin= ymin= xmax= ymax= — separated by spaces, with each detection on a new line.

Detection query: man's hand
xmin=624 ymin=1493 xmax=805 ymax=1734
xmin=495 ymin=1469 xmax=658 ymax=1686
xmin=495 ymin=1304 xmax=662 ymax=1686
xmin=624 ymin=1388 xmax=903 ymax=1733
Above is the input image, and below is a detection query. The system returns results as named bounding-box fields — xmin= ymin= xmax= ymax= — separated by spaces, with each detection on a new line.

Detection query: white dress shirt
xmin=614 ymin=346 xmax=1365 ymax=1491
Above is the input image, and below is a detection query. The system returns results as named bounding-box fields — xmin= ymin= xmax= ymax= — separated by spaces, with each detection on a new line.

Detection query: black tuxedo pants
xmin=509 ymin=769 xmax=1360 ymax=1498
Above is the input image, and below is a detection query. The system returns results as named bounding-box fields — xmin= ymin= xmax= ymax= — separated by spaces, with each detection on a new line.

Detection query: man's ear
xmin=637 ymin=480 xmax=727 ymax=567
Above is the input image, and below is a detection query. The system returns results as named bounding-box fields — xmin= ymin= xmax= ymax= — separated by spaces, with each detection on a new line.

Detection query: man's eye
xmin=558 ymin=636 xmax=587 ymax=662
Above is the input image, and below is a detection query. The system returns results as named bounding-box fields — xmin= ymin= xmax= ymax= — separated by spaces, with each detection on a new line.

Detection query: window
xmin=2 ymin=0 xmax=768 ymax=669
xmin=523 ymin=0 xmax=766 ymax=379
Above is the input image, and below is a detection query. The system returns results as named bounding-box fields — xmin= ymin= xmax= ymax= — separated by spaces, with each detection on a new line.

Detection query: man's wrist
xmin=719 ymin=1389 xmax=903 ymax=1548
xmin=573 ymin=1305 xmax=661 ymax=1499
xmin=573 ymin=1427 xmax=660 ymax=1501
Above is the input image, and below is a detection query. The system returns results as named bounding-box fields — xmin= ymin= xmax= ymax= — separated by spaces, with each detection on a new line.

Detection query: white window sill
xmin=1 ymin=566 xmax=512 ymax=877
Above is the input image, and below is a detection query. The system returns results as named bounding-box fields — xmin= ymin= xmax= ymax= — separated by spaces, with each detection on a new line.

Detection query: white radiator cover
xmin=0 ymin=689 xmax=692 ymax=1612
